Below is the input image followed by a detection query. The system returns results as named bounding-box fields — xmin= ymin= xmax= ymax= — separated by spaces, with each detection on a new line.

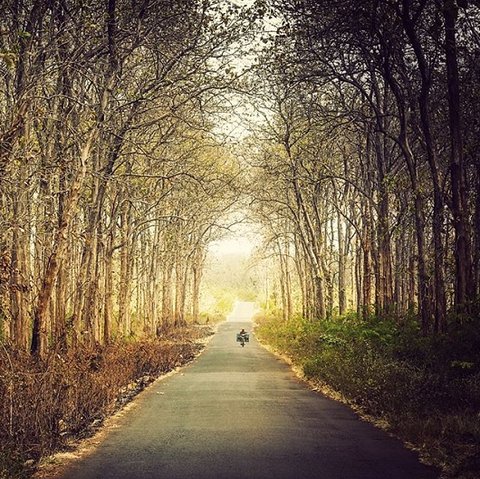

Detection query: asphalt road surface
xmin=60 ymin=320 xmax=438 ymax=479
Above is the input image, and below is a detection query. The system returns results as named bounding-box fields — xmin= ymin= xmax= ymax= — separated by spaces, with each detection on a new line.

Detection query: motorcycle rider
xmin=238 ymin=328 xmax=248 ymax=347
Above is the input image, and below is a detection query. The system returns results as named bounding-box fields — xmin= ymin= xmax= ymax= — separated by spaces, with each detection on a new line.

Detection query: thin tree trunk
xmin=103 ymin=230 xmax=114 ymax=344
xmin=362 ymin=201 xmax=373 ymax=318
xmin=31 ymin=134 xmax=93 ymax=357
xmin=473 ymin=162 xmax=480 ymax=300
xmin=338 ymin=212 xmax=347 ymax=316
xmin=443 ymin=0 xmax=474 ymax=311
xmin=401 ymin=1 xmax=447 ymax=331
xmin=10 ymin=205 xmax=29 ymax=350
xmin=118 ymin=201 xmax=133 ymax=338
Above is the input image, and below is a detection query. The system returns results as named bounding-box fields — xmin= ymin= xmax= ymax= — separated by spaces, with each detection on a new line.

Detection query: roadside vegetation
xmin=256 ymin=312 xmax=480 ymax=479
xmin=0 ymin=326 xmax=213 ymax=479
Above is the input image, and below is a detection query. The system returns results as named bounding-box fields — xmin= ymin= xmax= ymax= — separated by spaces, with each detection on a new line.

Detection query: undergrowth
xmin=255 ymin=313 xmax=480 ymax=479
xmin=0 ymin=326 xmax=212 ymax=479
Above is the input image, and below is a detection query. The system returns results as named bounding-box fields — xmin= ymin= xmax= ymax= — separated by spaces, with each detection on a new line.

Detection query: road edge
xmin=252 ymin=325 xmax=440 ymax=476
xmin=32 ymin=323 xmax=221 ymax=479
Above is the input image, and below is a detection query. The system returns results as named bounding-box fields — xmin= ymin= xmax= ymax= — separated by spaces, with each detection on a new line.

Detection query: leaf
xmin=18 ymin=30 xmax=32 ymax=39
xmin=0 ymin=51 xmax=16 ymax=69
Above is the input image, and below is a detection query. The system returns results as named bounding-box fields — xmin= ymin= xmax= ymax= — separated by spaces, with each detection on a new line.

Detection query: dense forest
xmin=1 ymin=0 xmax=479 ymax=478
xmin=250 ymin=0 xmax=480 ymax=328
xmin=0 ymin=0 xmax=250 ymax=354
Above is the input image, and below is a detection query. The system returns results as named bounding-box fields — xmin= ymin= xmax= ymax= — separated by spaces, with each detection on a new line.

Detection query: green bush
xmin=255 ymin=313 xmax=480 ymax=478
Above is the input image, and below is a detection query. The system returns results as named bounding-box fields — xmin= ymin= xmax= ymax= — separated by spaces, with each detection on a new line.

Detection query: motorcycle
xmin=236 ymin=332 xmax=249 ymax=347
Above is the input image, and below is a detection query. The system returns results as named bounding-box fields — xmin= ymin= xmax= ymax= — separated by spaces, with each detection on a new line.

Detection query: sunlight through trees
xmin=1 ymin=1 xmax=480 ymax=476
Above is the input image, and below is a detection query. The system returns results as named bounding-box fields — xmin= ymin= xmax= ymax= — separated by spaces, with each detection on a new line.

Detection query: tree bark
xmin=31 ymin=134 xmax=93 ymax=357
xmin=443 ymin=0 xmax=474 ymax=312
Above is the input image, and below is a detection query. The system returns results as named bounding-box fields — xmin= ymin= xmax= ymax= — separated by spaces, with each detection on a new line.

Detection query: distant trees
xmin=250 ymin=0 xmax=480 ymax=331
xmin=0 ymin=0 xmax=245 ymax=355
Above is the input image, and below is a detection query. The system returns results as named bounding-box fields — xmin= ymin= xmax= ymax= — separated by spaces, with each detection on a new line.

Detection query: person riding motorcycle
xmin=238 ymin=328 xmax=248 ymax=347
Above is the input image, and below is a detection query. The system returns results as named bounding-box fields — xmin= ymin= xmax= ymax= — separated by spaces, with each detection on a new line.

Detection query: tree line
xmin=0 ymin=0 xmax=248 ymax=357
xmin=249 ymin=0 xmax=480 ymax=332
xmin=2 ymin=0 xmax=479 ymax=359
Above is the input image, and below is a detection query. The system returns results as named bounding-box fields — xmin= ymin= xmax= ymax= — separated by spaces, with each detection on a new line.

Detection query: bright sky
xmin=208 ymin=236 xmax=256 ymax=257
xmin=207 ymin=218 xmax=262 ymax=257
xmin=229 ymin=0 xmax=255 ymax=7
xmin=208 ymin=0 xmax=277 ymax=256
xmin=211 ymin=0 xmax=281 ymax=143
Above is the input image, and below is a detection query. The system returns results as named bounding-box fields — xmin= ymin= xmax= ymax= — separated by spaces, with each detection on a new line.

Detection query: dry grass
xmin=0 ymin=325 xmax=213 ymax=479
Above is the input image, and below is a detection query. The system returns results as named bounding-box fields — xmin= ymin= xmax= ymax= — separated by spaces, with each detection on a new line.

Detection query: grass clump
xmin=255 ymin=313 xmax=480 ymax=478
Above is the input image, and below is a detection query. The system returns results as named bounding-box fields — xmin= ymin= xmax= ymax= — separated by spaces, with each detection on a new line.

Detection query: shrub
xmin=0 ymin=326 xmax=210 ymax=478
xmin=255 ymin=313 xmax=480 ymax=478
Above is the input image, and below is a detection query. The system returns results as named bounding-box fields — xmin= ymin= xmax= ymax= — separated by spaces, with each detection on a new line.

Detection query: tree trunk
xmin=362 ymin=202 xmax=373 ymax=318
xmin=443 ymin=1 xmax=473 ymax=312
xmin=31 ymin=134 xmax=93 ymax=357
xmin=338 ymin=212 xmax=347 ymax=316
xmin=118 ymin=201 xmax=134 ymax=338
xmin=103 ymin=231 xmax=114 ymax=344
xmin=10 ymin=207 xmax=29 ymax=350
xmin=161 ymin=261 xmax=174 ymax=331
xmin=473 ymin=162 xmax=480 ymax=300
xmin=401 ymin=0 xmax=447 ymax=331
xmin=355 ymin=236 xmax=363 ymax=318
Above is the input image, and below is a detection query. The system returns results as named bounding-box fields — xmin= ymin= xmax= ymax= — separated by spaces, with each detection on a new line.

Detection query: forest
xmin=1 ymin=0 xmax=479 ymax=478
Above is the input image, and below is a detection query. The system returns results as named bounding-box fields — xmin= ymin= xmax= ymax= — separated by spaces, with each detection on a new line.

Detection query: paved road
xmin=61 ymin=321 xmax=438 ymax=479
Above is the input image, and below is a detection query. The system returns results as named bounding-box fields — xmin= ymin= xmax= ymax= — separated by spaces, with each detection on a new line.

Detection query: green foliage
xmin=17 ymin=31 xmax=31 ymax=40
xmin=0 ymin=51 xmax=16 ymax=69
xmin=202 ymin=253 xmax=262 ymax=316
xmin=256 ymin=312 xmax=480 ymax=477
xmin=197 ymin=311 xmax=224 ymax=324
xmin=207 ymin=288 xmax=236 ymax=317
